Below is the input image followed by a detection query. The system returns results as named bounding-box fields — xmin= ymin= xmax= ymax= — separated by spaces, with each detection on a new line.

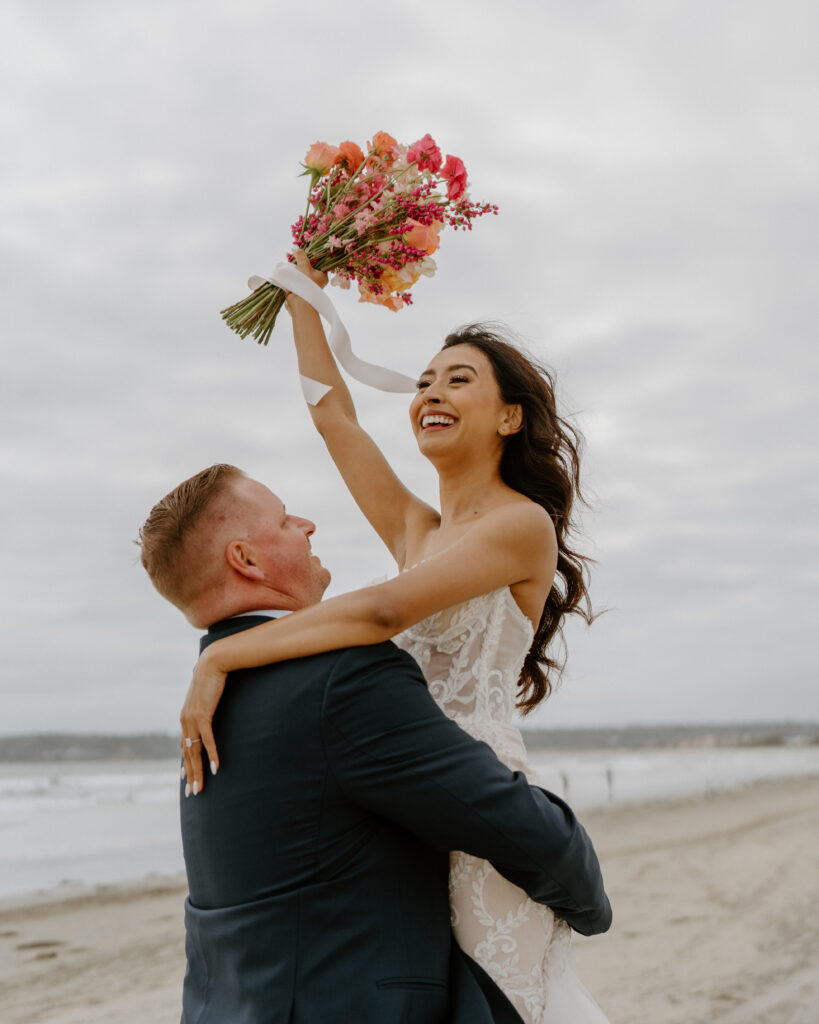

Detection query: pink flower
xmin=402 ymin=218 xmax=443 ymax=255
xmin=441 ymin=154 xmax=468 ymax=200
xmin=303 ymin=141 xmax=340 ymax=175
xmin=407 ymin=134 xmax=443 ymax=173
xmin=327 ymin=235 xmax=344 ymax=250
xmin=353 ymin=208 xmax=377 ymax=234
xmin=332 ymin=203 xmax=351 ymax=220
xmin=363 ymin=172 xmax=387 ymax=195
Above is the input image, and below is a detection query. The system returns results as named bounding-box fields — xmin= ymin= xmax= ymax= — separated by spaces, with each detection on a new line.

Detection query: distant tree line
xmin=520 ymin=722 xmax=819 ymax=751
xmin=1 ymin=722 xmax=817 ymax=762
xmin=0 ymin=733 xmax=180 ymax=762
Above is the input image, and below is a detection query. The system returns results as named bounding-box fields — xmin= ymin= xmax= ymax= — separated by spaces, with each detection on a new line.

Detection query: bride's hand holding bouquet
xmin=283 ymin=251 xmax=328 ymax=314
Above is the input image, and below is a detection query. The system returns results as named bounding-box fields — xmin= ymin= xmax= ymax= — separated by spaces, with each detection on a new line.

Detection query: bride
xmin=181 ymin=253 xmax=610 ymax=1023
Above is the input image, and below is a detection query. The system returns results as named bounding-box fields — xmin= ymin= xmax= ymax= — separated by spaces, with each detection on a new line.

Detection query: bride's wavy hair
xmin=442 ymin=324 xmax=594 ymax=713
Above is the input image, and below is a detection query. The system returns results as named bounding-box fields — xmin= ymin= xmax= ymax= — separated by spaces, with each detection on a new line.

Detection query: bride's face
xmin=409 ymin=344 xmax=521 ymax=461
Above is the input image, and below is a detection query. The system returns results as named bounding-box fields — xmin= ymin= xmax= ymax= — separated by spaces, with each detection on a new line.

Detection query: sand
xmin=1 ymin=774 xmax=817 ymax=1023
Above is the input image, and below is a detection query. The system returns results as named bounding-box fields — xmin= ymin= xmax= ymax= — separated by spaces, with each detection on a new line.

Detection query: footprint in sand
xmin=16 ymin=940 xmax=65 ymax=951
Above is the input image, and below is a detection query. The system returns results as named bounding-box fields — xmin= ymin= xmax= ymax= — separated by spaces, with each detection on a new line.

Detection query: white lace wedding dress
xmin=393 ymin=585 xmax=610 ymax=1024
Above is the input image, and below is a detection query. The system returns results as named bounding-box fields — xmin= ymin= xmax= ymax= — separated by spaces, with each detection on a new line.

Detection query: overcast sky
xmin=2 ymin=1 xmax=817 ymax=734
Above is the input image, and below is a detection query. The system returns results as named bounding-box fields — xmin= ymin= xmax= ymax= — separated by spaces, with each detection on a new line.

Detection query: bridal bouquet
xmin=221 ymin=132 xmax=498 ymax=345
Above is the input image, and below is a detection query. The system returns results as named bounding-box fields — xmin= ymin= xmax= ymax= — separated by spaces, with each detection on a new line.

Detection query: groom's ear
xmin=225 ymin=540 xmax=265 ymax=582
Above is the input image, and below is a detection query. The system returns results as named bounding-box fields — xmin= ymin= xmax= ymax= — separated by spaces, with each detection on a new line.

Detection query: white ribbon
xmin=249 ymin=263 xmax=417 ymax=405
xmin=298 ymin=375 xmax=333 ymax=406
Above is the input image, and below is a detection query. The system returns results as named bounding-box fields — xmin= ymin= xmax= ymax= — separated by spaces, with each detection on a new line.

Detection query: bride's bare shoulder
xmin=403 ymin=499 xmax=554 ymax=566
xmin=489 ymin=497 xmax=556 ymax=539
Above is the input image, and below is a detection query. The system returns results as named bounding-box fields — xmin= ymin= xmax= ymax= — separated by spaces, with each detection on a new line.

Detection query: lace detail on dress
xmin=393 ymin=586 xmax=586 ymax=1024
xmin=395 ymin=587 xmax=534 ymax=772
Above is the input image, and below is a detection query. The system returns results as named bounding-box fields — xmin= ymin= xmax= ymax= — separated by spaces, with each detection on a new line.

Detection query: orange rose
xmin=402 ymin=218 xmax=443 ymax=255
xmin=303 ymin=141 xmax=340 ymax=175
xmin=369 ymin=131 xmax=399 ymax=163
xmin=380 ymin=265 xmax=422 ymax=293
xmin=334 ymin=140 xmax=365 ymax=173
xmin=358 ymin=284 xmax=405 ymax=311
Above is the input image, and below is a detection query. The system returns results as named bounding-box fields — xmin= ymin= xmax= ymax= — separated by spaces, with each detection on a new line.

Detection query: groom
xmin=139 ymin=464 xmax=612 ymax=1024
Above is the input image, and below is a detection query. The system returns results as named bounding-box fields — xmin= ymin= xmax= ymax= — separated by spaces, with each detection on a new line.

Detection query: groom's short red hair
xmin=138 ymin=464 xmax=245 ymax=608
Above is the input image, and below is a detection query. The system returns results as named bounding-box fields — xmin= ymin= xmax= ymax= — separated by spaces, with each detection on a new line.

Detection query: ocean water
xmin=0 ymin=759 xmax=183 ymax=899
xmin=1 ymin=746 xmax=818 ymax=899
xmin=528 ymin=744 xmax=819 ymax=808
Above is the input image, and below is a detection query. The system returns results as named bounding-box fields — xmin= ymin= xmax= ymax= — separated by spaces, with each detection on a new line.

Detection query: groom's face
xmin=234 ymin=478 xmax=331 ymax=607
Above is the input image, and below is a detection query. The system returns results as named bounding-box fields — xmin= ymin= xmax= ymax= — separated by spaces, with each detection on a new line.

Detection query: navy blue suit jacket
xmin=180 ymin=616 xmax=611 ymax=1023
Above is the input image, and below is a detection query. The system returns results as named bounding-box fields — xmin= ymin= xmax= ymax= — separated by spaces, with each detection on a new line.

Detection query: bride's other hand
xmin=180 ymin=645 xmax=227 ymax=795
xmin=284 ymin=250 xmax=328 ymax=314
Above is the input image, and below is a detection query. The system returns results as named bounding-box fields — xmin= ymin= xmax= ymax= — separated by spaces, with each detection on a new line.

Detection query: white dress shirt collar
xmin=231 ymin=609 xmax=293 ymax=619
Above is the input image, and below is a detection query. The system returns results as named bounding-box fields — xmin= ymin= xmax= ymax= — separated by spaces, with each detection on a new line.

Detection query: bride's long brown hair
xmin=442 ymin=325 xmax=594 ymax=713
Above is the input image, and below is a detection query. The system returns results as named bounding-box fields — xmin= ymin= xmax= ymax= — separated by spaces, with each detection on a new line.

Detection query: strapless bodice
xmin=393 ymin=586 xmax=535 ymax=773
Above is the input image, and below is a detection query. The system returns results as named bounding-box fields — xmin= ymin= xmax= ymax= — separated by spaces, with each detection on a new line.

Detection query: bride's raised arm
xmin=181 ymin=500 xmax=556 ymax=793
xmin=286 ymin=251 xmax=434 ymax=567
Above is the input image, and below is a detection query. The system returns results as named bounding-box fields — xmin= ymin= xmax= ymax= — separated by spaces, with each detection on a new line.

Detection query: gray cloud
xmin=2 ymin=0 xmax=817 ymax=732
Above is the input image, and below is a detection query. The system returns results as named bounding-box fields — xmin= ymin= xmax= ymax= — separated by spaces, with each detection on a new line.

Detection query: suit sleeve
xmin=321 ymin=643 xmax=612 ymax=936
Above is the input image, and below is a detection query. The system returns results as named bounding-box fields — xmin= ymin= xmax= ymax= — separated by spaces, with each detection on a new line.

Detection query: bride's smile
xmin=419 ymin=412 xmax=457 ymax=431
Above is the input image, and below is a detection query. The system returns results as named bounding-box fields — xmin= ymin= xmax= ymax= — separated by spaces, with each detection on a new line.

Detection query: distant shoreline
xmin=1 ymin=721 xmax=818 ymax=761
xmin=521 ymin=721 xmax=819 ymax=751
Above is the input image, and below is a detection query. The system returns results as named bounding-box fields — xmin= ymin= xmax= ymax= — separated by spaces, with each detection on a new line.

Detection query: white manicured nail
xmin=185 ymin=783 xmax=191 ymax=798
xmin=192 ymin=781 xmax=199 ymax=796
xmin=210 ymin=761 xmax=218 ymax=776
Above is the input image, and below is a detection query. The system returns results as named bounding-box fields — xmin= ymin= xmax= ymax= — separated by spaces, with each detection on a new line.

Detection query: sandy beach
xmin=1 ymin=774 xmax=817 ymax=1024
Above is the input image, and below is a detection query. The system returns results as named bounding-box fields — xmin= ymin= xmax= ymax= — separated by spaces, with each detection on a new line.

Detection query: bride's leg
xmin=449 ymin=851 xmax=558 ymax=1024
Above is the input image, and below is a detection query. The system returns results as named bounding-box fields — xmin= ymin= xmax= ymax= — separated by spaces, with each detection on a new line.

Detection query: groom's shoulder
xmin=262 ymin=643 xmax=416 ymax=683
xmin=326 ymin=640 xmax=424 ymax=683
xmin=321 ymin=641 xmax=429 ymax=718
xmin=266 ymin=641 xmax=426 ymax=699
xmin=201 ymin=617 xmax=425 ymax=694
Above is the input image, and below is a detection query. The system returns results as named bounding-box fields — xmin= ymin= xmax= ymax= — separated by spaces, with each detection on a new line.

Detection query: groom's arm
xmin=321 ymin=643 xmax=612 ymax=936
